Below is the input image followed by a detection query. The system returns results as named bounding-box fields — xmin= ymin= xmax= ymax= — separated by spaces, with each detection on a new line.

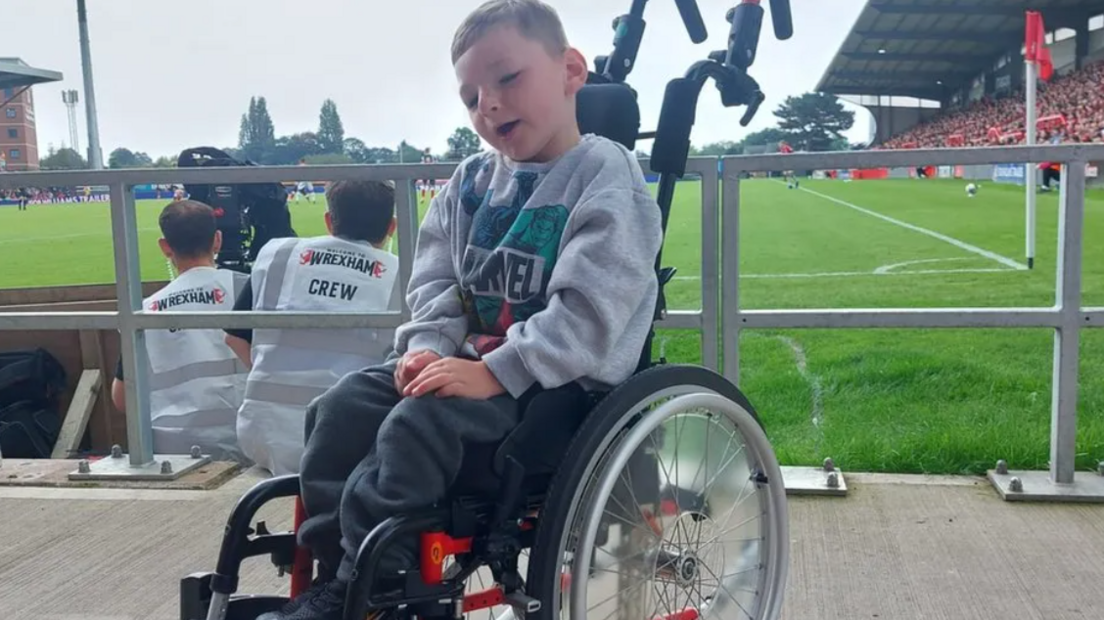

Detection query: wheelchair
xmin=181 ymin=2 xmax=793 ymax=618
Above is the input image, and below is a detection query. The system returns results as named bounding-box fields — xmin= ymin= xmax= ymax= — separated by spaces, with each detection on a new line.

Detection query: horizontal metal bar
xmin=0 ymin=311 xmax=404 ymax=331
xmin=0 ymin=158 xmax=717 ymax=190
xmin=656 ymin=310 xmax=702 ymax=330
xmin=0 ymin=312 xmax=123 ymax=330
xmin=0 ymin=162 xmax=462 ymax=189
xmin=1084 ymin=308 xmax=1104 ymax=327
xmin=736 ymin=308 xmax=1062 ymax=329
xmin=723 ymin=145 xmax=1104 ymax=173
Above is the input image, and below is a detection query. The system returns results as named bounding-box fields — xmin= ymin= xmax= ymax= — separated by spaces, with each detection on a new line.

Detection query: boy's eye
xmin=500 ymin=71 xmax=520 ymax=85
xmin=465 ymin=96 xmax=479 ymax=110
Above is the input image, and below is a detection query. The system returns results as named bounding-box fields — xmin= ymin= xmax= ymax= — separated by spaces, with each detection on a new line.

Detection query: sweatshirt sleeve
xmin=482 ymin=173 xmax=663 ymax=398
xmin=393 ymin=185 xmax=468 ymax=358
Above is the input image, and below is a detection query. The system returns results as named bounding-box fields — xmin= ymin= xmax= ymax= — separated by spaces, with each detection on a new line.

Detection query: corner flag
xmin=1025 ymin=11 xmax=1053 ymax=82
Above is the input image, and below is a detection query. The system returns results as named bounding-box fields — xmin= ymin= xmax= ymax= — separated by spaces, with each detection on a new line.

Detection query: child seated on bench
xmin=261 ymin=1 xmax=664 ymax=618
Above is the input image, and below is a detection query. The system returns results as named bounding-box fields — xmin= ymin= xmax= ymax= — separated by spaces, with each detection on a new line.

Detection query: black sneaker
xmin=255 ymin=579 xmax=346 ymax=620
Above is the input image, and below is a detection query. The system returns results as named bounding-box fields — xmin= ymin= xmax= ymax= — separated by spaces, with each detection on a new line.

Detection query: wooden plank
xmin=50 ymin=369 xmax=102 ymax=459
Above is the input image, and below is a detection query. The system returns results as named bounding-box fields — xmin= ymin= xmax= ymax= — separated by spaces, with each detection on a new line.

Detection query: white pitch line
xmin=795 ymin=185 xmax=1030 ymax=271
xmin=673 ymin=267 xmax=1014 ymax=281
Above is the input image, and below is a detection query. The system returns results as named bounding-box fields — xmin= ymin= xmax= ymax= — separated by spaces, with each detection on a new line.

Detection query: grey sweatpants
xmin=297 ymin=358 xmax=521 ymax=582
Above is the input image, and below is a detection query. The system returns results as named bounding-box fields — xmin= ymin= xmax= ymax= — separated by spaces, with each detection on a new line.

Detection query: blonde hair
xmin=451 ymin=0 xmax=569 ymax=64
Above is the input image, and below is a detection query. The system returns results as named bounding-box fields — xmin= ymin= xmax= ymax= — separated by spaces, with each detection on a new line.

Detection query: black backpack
xmin=177 ymin=147 xmax=297 ymax=273
xmin=0 ymin=349 xmax=67 ymax=459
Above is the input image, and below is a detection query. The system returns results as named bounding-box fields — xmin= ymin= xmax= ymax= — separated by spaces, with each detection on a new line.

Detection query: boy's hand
xmin=394 ymin=350 xmax=442 ymax=393
xmin=403 ymin=358 xmax=506 ymax=400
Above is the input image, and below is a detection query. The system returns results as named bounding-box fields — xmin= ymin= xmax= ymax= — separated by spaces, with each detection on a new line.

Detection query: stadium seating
xmin=881 ymin=60 xmax=1104 ymax=149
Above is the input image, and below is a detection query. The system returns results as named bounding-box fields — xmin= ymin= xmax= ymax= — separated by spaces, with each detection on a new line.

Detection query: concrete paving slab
xmin=0 ymin=473 xmax=1102 ymax=620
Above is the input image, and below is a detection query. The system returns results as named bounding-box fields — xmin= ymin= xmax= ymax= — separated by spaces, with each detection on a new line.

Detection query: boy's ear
xmin=158 ymin=238 xmax=173 ymax=260
xmin=563 ymin=46 xmax=588 ymax=96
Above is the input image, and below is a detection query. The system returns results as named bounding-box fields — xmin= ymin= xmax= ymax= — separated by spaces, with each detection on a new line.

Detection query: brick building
xmin=0 ymin=58 xmax=62 ymax=172
xmin=1 ymin=83 xmax=39 ymax=171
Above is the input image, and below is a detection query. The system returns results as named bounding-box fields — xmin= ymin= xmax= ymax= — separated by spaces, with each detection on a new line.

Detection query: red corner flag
xmin=1025 ymin=11 xmax=1054 ymax=81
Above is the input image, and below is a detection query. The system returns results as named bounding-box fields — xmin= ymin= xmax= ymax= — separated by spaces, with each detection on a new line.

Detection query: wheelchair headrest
xmin=576 ymin=82 xmax=640 ymax=152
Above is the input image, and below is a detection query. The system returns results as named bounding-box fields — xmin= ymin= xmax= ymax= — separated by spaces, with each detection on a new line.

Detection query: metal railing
xmin=0 ymin=158 xmax=719 ymax=468
xmin=721 ymin=144 xmax=1104 ymax=499
xmin=0 ymin=144 xmax=1099 ymax=499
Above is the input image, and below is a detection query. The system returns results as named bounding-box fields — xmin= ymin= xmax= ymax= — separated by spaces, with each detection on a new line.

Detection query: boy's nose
xmin=478 ymin=91 xmax=501 ymax=116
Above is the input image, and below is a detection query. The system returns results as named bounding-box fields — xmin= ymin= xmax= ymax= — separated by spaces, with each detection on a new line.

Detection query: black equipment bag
xmin=177 ymin=147 xmax=297 ymax=272
xmin=0 ymin=348 xmax=67 ymax=458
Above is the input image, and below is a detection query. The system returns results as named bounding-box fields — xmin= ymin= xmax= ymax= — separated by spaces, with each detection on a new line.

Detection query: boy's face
xmin=455 ymin=24 xmax=587 ymax=163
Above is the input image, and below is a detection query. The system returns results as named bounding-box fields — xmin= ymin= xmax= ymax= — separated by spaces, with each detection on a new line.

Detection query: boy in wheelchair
xmin=269 ymin=1 xmax=664 ymax=618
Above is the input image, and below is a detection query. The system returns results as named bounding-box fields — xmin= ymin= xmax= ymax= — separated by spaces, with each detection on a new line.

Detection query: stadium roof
xmin=816 ymin=0 xmax=1098 ymax=102
xmin=0 ymin=58 xmax=63 ymax=94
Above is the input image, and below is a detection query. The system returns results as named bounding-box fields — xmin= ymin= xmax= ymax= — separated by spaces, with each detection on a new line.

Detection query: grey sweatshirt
xmin=395 ymin=134 xmax=663 ymax=398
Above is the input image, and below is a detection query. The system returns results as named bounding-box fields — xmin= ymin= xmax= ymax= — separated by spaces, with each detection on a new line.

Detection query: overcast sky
xmin=3 ymin=0 xmax=871 ymax=159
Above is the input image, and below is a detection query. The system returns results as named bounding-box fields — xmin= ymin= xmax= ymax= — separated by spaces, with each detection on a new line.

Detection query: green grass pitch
xmin=2 ymin=177 xmax=1102 ymax=475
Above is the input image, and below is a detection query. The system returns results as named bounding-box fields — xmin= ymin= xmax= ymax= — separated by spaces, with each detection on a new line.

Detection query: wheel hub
xmin=675 ymin=552 xmax=700 ymax=586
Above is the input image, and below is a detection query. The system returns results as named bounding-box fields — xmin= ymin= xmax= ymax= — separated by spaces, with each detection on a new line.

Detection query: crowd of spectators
xmin=881 ymin=60 xmax=1104 ymax=149
xmin=0 ymin=187 xmax=107 ymax=204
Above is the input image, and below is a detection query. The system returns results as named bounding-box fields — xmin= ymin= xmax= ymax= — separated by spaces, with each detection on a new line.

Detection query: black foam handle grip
xmin=769 ymin=0 xmax=793 ymax=40
xmin=675 ymin=0 xmax=708 ymax=43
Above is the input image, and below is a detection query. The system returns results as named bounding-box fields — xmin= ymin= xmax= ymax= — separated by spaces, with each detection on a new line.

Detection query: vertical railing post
xmin=1050 ymin=160 xmax=1085 ymax=484
xmin=721 ymin=158 xmax=741 ymax=384
xmin=700 ymin=161 xmax=720 ymax=371
xmin=395 ymin=179 xmax=417 ymax=323
xmin=108 ymin=182 xmax=153 ymax=465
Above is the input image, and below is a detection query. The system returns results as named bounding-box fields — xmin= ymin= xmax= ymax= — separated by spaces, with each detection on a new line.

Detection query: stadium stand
xmin=816 ymin=0 xmax=1104 ymax=150
xmin=882 ymin=60 xmax=1104 ymax=149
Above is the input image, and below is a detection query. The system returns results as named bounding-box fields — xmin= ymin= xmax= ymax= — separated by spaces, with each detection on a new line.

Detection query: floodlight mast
xmin=77 ymin=0 xmax=104 ymax=170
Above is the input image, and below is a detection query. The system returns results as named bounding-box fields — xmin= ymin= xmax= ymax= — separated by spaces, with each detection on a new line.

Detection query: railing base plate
xmin=68 ymin=453 xmax=212 ymax=481
xmin=988 ymin=470 xmax=1104 ymax=503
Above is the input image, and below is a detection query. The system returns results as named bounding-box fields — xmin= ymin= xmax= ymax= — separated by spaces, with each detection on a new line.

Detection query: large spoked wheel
xmin=526 ymin=365 xmax=788 ymax=620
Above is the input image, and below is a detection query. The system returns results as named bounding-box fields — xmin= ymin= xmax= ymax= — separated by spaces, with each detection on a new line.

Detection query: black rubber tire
xmin=523 ymin=364 xmax=759 ymax=619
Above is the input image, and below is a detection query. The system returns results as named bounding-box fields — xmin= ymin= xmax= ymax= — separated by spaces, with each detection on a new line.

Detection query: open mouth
xmin=496 ymin=120 xmax=520 ymax=138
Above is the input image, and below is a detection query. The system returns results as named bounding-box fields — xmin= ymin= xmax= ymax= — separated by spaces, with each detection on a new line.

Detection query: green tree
xmin=343 ymin=137 xmax=369 ymax=163
xmin=693 ymin=140 xmax=742 ymax=156
xmin=740 ymin=127 xmax=792 ymax=149
xmin=773 ymin=92 xmax=854 ymax=152
xmin=152 ymin=155 xmax=177 ymax=168
xmin=238 ymin=96 xmax=276 ymax=162
xmin=39 ymin=146 xmax=87 ymax=170
xmin=270 ymin=132 xmax=321 ymax=165
xmin=445 ymin=127 xmax=482 ymax=160
xmin=397 ymin=140 xmax=426 ymax=163
xmin=317 ymin=99 xmax=345 ymax=154
xmin=108 ymin=147 xmax=153 ymax=168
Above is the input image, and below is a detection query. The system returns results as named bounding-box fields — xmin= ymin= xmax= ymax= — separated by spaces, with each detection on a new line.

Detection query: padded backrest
xmin=576 ymin=82 xmax=640 ymax=152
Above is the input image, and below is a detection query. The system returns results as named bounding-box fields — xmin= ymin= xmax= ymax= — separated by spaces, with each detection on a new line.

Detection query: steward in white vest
xmin=112 ymin=200 xmax=249 ymax=461
xmin=225 ymin=180 xmax=399 ymax=475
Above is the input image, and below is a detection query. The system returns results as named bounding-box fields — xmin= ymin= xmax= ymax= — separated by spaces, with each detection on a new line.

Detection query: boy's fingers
xmin=408 ymin=372 xmax=456 ymax=397
xmin=405 ymin=365 xmax=449 ymax=395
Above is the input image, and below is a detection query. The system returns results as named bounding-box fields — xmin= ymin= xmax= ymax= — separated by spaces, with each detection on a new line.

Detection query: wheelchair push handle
xmin=596 ymin=0 xmax=711 ymax=83
xmin=674 ymin=0 xmax=708 ymax=44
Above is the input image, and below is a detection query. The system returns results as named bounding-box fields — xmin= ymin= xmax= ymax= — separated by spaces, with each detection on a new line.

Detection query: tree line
xmin=40 ymin=96 xmax=486 ymax=171
xmin=38 ymin=91 xmax=860 ymax=171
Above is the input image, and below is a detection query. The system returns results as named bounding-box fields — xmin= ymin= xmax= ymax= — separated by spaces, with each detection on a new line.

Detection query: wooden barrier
xmin=0 ymin=281 xmax=168 ymax=454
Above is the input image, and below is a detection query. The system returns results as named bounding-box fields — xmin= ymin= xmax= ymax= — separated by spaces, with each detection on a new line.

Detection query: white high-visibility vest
xmin=239 ymin=235 xmax=399 ymax=475
xmin=142 ymin=266 xmax=249 ymax=460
